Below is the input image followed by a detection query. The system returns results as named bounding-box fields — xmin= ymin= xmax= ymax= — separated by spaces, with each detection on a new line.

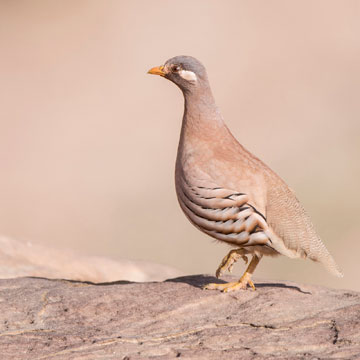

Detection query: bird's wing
xmin=177 ymin=176 xmax=286 ymax=252
xmin=265 ymin=178 xmax=343 ymax=277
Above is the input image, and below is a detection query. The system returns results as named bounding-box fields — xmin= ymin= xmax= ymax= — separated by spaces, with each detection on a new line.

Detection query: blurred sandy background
xmin=0 ymin=1 xmax=359 ymax=290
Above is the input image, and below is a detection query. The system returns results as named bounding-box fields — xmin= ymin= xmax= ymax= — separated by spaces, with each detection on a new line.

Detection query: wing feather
xmin=265 ymin=178 xmax=343 ymax=277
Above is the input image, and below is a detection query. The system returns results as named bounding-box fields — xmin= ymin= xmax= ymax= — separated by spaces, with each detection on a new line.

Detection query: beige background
xmin=0 ymin=1 xmax=359 ymax=290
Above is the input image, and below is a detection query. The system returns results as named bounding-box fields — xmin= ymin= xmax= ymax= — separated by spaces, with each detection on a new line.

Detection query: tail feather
xmin=309 ymin=248 xmax=343 ymax=278
xmin=267 ymin=229 xmax=343 ymax=277
xmin=308 ymin=233 xmax=343 ymax=278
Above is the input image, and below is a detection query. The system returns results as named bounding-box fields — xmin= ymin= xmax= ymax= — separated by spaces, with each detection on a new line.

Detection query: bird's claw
xmin=203 ymin=274 xmax=256 ymax=292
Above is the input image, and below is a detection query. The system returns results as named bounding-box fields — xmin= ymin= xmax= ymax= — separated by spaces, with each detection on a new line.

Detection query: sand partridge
xmin=148 ymin=56 xmax=342 ymax=292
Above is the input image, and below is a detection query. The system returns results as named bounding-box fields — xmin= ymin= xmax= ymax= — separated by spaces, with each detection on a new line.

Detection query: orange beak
xmin=147 ymin=65 xmax=165 ymax=77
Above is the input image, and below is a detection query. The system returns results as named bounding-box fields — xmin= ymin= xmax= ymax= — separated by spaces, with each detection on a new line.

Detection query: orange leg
xmin=204 ymin=254 xmax=261 ymax=292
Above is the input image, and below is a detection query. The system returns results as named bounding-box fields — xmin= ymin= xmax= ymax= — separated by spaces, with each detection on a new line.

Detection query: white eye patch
xmin=178 ymin=70 xmax=197 ymax=82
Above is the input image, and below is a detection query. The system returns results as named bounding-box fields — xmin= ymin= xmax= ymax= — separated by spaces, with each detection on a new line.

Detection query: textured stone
xmin=0 ymin=275 xmax=359 ymax=359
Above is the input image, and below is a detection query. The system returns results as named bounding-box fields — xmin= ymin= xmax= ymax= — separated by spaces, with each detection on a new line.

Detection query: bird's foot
xmin=204 ymin=272 xmax=255 ymax=292
xmin=205 ymin=255 xmax=260 ymax=292
xmin=215 ymin=249 xmax=248 ymax=278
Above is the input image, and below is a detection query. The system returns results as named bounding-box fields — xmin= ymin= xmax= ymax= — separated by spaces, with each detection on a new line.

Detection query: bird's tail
xmin=267 ymin=230 xmax=343 ymax=278
xmin=309 ymin=244 xmax=343 ymax=278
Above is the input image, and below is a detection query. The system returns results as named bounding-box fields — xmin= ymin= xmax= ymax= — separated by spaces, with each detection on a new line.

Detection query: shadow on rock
xmin=165 ymin=274 xmax=227 ymax=289
xmin=255 ymin=282 xmax=312 ymax=295
xmin=26 ymin=276 xmax=134 ymax=286
xmin=166 ymin=275 xmax=312 ymax=294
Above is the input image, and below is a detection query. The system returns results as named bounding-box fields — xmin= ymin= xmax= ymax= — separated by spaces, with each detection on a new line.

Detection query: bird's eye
xmin=172 ymin=65 xmax=181 ymax=72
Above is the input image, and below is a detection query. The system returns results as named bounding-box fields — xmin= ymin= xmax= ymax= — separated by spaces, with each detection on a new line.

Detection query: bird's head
xmin=148 ymin=56 xmax=208 ymax=93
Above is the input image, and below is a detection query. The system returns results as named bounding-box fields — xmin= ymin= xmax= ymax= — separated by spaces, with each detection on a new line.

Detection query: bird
xmin=148 ymin=55 xmax=343 ymax=292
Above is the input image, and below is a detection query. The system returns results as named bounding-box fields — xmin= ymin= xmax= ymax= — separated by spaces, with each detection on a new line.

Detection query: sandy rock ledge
xmin=0 ymin=275 xmax=359 ymax=359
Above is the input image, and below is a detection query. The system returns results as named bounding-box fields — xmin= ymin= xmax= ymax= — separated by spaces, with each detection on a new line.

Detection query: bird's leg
xmin=215 ymin=248 xmax=248 ymax=278
xmin=204 ymin=254 xmax=262 ymax=292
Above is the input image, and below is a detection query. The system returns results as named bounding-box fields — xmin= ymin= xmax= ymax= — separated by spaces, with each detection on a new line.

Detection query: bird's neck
xmin=176 ymin=87 xmax=241 ymax=177
xmin=180 ymin=88 xmax=226 ymax=143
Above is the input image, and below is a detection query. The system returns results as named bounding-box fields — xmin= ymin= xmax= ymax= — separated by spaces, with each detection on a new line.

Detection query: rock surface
xmin=0 ymin=275 xmax=359 ymax=359
xmin=0 ymin=236 xmax=183 ymax=282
